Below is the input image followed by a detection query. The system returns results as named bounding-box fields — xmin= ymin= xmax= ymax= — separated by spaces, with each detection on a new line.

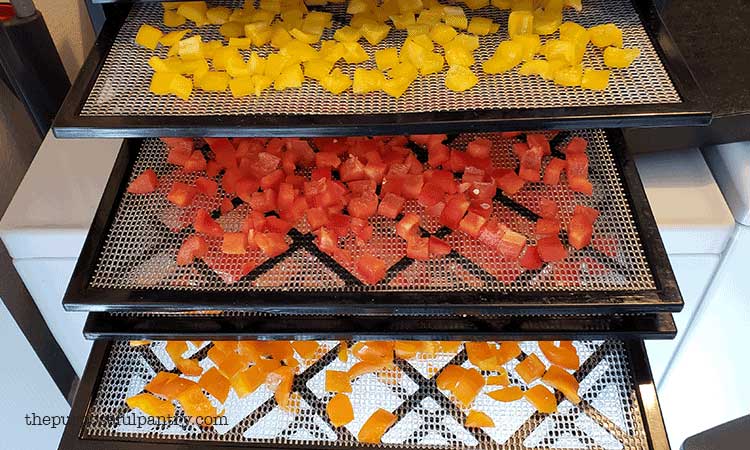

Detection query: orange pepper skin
xmin=466 ymin=342 xmax=499 ymax=370
xmin=327 ymin=393 xmax=354 ymax=427
xmin=126 ymin=393 xmax=175 ymax=419
xmin=486 ymin=368 xmax=510 ymax=386
xmin=165 ymin=341 xmax=204 ymax=377
xmin=266 ymin=365 xmax=295 ymax=410
xmin=495 ymin=341 xmax=522 ymax=364
xmin=465 ymin=410 xmax=495 ymax=428
xmin=524 ymin=384 xmax=557 ymax=413
xmin=436 ymin=364 xmax=464 ymax=390
xmin=358 ymin=408 xmax=397 ymax=444
xmin=542 ymin=365 xmax=580 ymax=404
xmin=436 ymin=365 xmax=485 ymax=408
xmin=539 ymin=341 xmax=580 ymax=370
xmin=145 ymin=371 xmax=179 ymax=397
xmin=395 ymin=341 xmax=439 ymax=359
xmin=348 ymin=360 xmax=390 ymax=380
xmin=351 ymin=341 xmax=394 ymax=363
xmin=292 ymin=341 xmax=319 ymax=360
xmin=176 ymin=384 xmax=218 ymax=420
xmin=488 ymin=386 xmax=524 ymax=402
xmin=326 ymin=370 xmax=353 ymax=393
xmin=515 ymin=353 xmax=546 ymax=384
xmin=199 ymin=367 xmax=231 ymax=403
xmin=438 ymin=341 xmax=462 ymax=353
xmin=338 ymin=341 xmax=349 ymax=362
xmin=156 ymin=376 xmax=197 ymax=401
xmin=230 ymin=360 xmax=280 ymax=398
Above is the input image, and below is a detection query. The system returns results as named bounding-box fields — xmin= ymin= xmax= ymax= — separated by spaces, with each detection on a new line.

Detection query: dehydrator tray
xmin=58 ymin=339 xmax=669 ymax=450
xmin=84 ymin=311 xmax=677 ymax=340
xmin=63 ymin=129 xmax=681 ymax=315
xmin=52 ymin=0 xmax=708 ymax=138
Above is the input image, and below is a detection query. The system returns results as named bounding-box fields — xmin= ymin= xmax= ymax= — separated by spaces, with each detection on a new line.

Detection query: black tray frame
xmin=57 ymin=339 xmax=671 ymax=450
xmin=62 ymin=129 xmax=682 ymax=316
xmin=53 ymin=0 xmax=709 ymax=138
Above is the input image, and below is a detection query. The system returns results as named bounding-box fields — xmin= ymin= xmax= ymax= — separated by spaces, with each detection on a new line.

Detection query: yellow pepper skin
xmin=603 ymin=47 xmax=641 ymax=68
xmin=581 ymin=68 xmax=610 ymax=90
xmin=589 ymin=23 xmax=623 ymax=48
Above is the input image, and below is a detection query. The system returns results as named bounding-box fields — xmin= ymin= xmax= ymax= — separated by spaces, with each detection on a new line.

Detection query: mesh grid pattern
xmin=82 ymin=340 xmax=649 ymax=450
xmin=81 ymin=0 xmax=680 ymax=117
xmin=90 ymin=130 xmax=655 ymax=294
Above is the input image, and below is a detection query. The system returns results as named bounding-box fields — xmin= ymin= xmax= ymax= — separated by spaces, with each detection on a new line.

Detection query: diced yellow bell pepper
xmin=348 ymin=0 xmax=372 ymax=14
xmin=148 ymin=56 xmax=182 ymax=73
xmin=483 ymin=40 xmax=523 ymax=74
xmin=252 ymin=74 xmax=274 ymax=96
xmin=320 ymin=68 xmax=353 ymax=94
xmin=416 ymin=9 xmax=442 ymax=26
xmin=564 ymin=0 xmax=582 ymax=11
xmin=603 ymin=47 xmax=640 ymax=68
xmin=229 ymin=76 xmax=255 ymax=97
xmin=581 ymin=68 xmax=610 ymax=90
xmin=219 ymin=21 xmax=245 ymax=38
xmin=519 ymin=59 xmax=554 ymax=80
xmin=398 ymin=0 xmax=424 ymax=14
xmin=445 ymin=65 xmax=478 ymax=92
xmin=177 ymin=2 xmax=208 ymax=26
xmin=226 ymin=55 xmax=251 ymax=78
xmin=207 ymin=6 xmax=231 ymax=25
xmin=270 ymin=25 xmax=293 ymax=48
xmin=406 ymin=24 xmax=431 ymax=37
xmin=260 ymin=0 xmax=281 ymax=13
xmin=420 ymin=52 xmax=445 ymax=75
xmin=150 ymin=72 xmax=175 ymax=95
xmin=388 ymin=62 xmax=419 ymax=81
xmin=446 ymin=33 xmax=479 ymax=52
xmin=383 ymin=77 xmax=411 ymax=98
xmin=320 ymin=40 xmax=346 ymax=63
xmin=303 ymin=58 xmax=334 ymax=81
xmin=247 ymin=52 xmax=266 ymax=75
xmin=164 ymin=10 xmax=186 ymax=28
xmin=274 ymin=64 xmax=304 ymax=90
xmin=443 ymin=6 xmax=468 ymax=30
xmin=508 ymin=11 xmax=533 ymax=37
xmin=350 ymin=12 xmax=378 ymax=28
xmin=464 ymin=0 xmax=489 ymax=9
xmin=553 ymin=64 xmax=583 ymax=86
xmin=412 ymin=34 xmax=435 ymax=51
xmin=445 ymin=46 xmax=474 ymax=67
xmin=375 ymin=48 xmax=400 ymax=71
xmin=353 ymin=68 xmax=385 ymax=94
xmin=228 ymin=37 xmax=252 ymax=49
xmin=197 ymin=71 xmax=230 ymax=91
xmin=305 ymin=11 xmax=333 ymax=28
xmin=491 ymin=0 xmax=511 ymax=9
xmin=135 ymin=25 xmax=163 ymax=50
xmin=159 ymin=29 xmax=191 ymax=47
xmin=390 ymin=13 xmax=416 ymax=30
xmin=180 ymin=58 xmax=209 ymax=79
xmin=229 ymin=8 xmax=253 ymax=24
xmin=211 ymin=47 xmax=239 ymax=70
xmin=178 ymin=35 xmax=203 ymax=60
xmin=290 ymin=28 xmax=321 ymax=44
xmin=589 ymin=23 xmax=623 ymax=48
xmin=559 ymin=21 xmax=589 ymax=62
xmin=334 ymin=26 xmax=361 ymax=43
xmin=533 ymin=10 xmax=561 ymax=35
xmin=264 ymin=53 xmax=290 ymax=78
xmin=376 ymin=0 xmax=400 ymax=21
xmin=250 ymin=9 xmax=276 ymax=26
xmin=245 ymin=23 xmax=272 ymax=46
xmin=401 ymin=39 xmax=427 ymax=66
xmin=468 ymin=17 xmax=499 ymax=36
xmin=542 ymin=39 xmax=576 ymax=65
xmin=282 ymin=39 xmax=320 ymax=62
xmin=511 ymin=0 xmax=533 ymax=11
xmin=512 ymin=34 xmax=541 ymax=61
xmin=201 ymin=40 xmax=223 ymax=59
xmin=361 ymin=22 xmax=391 ymax=45
xmin=429 ymin=23 xmax=458 ymax=45
xmin=302 ymin=22 xmax=325 ymax=37
xmin=342 ymin=42 xmax=369 ymax=64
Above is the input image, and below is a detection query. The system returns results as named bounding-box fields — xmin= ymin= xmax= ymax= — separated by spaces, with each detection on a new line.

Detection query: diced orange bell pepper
xmin=213 ymin=341 xmax=240 ymax=354
xmin=176 ymin=384 xmax=217 ymax=420
xmin=126 ymin=393 xmax=175 ymax=418
xmin=129 ymin=340 xmax=152 ymax=346
xmin=198 ymin=367 xmax=230 ymax=403
xmin=292 ymin=341 xmax=319 ymax=360
xmin=231 ymin=360 xmax=281 ymax=398
xmin=394 ymin=341 xmax=421 ymax=359
xmin=348 ymin=360 xmax=390 ymax=380
xmin=538 ymin=341 xmax=580 ymax=370
xmin=338 ymin=341 xmax=349 ymax=362
xmin=165 ymin=341 xmax=203 ymax=377
xmin=465 ymin=410 xmax=495 ymax=428
xmin=358 ymin=408 xmax=397 ymax=444
xmin=466 ymin=342 xmax=499 ymax=371
xmin=524 ymin=384 xmax=557 ymax=413
xmin=449 ymin=367 xmax=485 ymax=408
xmin=326 ymin=370 xmax=352 ymax=393
xmin=327 ymin=393 xmax=354 ymax=427
xmin=266 ymin=366 xmax=295 ymax=410
xmin=439 ymin=341 xmax=462 ymax=353
xmin=488 ymin=386 xmax=524 ymax=402
xmin=351 ymin=341 xmax=394 ymax=363
xmin=515 ymin=353 xmax=546 ymax=384
xmin=256 ymin=341 xmax=295 ymax=361
xmin=495 ymin=341 xmax=522 ymax=364
xmin=486 ymin=368 xmax=510 ymax=386
xmin=215 ymin=351 xmax=249 ymax=379
xmin=436 ymin=365 xmax=464 ymax=391
xmin=145 ymin=371 xmax=179 ymax=397
xmin=155 ymin=376 xmax=197 ymax=401
xmin=542 ymin=365 xmax=580 ymax=404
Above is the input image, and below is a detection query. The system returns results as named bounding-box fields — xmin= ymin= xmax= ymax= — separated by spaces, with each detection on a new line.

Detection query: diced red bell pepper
xmin=350 ymin=217 xmax=373 ymax=243
xmin=378 ymin=193 xmax=405 ymax=219
xmin=363 ymin=150 xmax=382 ymax=164
xmin=568 ymin=177 xmax=593 ymax=195
xmin=425 ymin=201 xmax=445 ymax=218
xmin=242 ymin=210 xmax=267 ymax=234
xmin=348 ymin=192 xmax=378 ymax=219
xmin=315 ymin=227 xmax=339 ymax=254
xmin=418 ymin=184 xmax=444 ymax=208
xmin=388 ymin=163 xmax=409 ymax=177
xmin=519 ymin=147 xmax=542 ymax=182
xmin=176 ymin=235 xmax=208 ymax=266
xmin=328 ymin=213 xmax=351 ymax=236
xmin=195 ymin=177 xmax=218 ymax=197
xmin=127 ymin=169 xmax=158 ymax=194
xmin=500 ymin=131 xmax=522 ymax=139
xmin=356 ymin=254 xmax=387 ymax=285
xmin=167 ymin=146 xmax=192 ymax=167
xmin=194 ymin=209 xmax=223 ymax=237
xmin=573 ymin=205 xmax=600 ymax=224
xmin=396 ymin=213 xmax=420 ymax=240
xmin=538 ymin=198 xmax=559 ymax=219
xmin=254 ymin=232 xmax=289 ymax=258
xmin=468 ymin=201 xmax=492 ymax=219
xmin=406 ymin=236 xmax=430 ymax=260
xmin=276 ymin=182 xmax=296 ymax=213
xmin=425 ymin=170 xmax=457 ymax=194
xmin=497 ymin=228 xmax=527 ymax=260
xmin=206 ymin=161 xmax=221 ymax=178
xmin=339 ymin=156 xmax=367 ymax=182
xmin=252 ymin=152 xmax=282 ymax=179
xmin=315 ymin=152 xmax=341 ymax=169
xmin=266 ymin=216 xmax=293 ymax=234
xmin=428 ymin=143 xmax=450 ymax=168
xmin=248 ymin=189 xmax=277 ymax=213
xmin=466 ymin=181 xmax=496 ymax=203
xmin=495 ymin=170 xmax=526 ymax=195
xmin=222 ymin=232 xmax=247 ymax=254
xmin=568 ymin=214 xmax=593 ymax=249
xmin=281 ymin=196 xmax=308 ymax=223
xmin=478 ymin=218 xmax=506 ymax=250
xmin=205 ymin=138 xmax=237 ymax=170
xmin=564 ymin=137 xmax=587 ymax=154
xmin=260 ymin=169 xmax=285 ymax=191
xmin=348 ymin=179 xmax=377 ymax=194
xmin=306 ymin=207 xmax=329 ymax=230
xmin=537 ymin=236 xmax=568 ymax=262
xmin=364 ymin=161 xmax=387 ymax=183
xmin=458 ymin=211 xmax=487 ymax=238
xmin=220 ymin=198 xmax=235 ymax=215
xmin=535 ymin=218 xmax=561 ymax=237
xmin=526 ymin=134 xmax=550 ymax=156
xmin=440 ymin=194 xmax=470 ymax=229
xmin=167 ymin=182 xmax=197 ymax=207
xmin=519 ymin=245 xmax=543 ymax=270
xmin=404 ymin=153 xmax=423 ymax=175
xmin=314 ymin=138 xmax=348 ymax=155
xmin=428 ymin=236 xmax=451 ymax=257
xmin=162 ymin=137 xmax=193 ymax=153
xmin=285 ymin=139 xmax=315 ymax=167
xmin=285 ymin=174 xmax=305 ymax=189
xmin=543 ymin=158 xmax=566 ymax=185
xmin=236 ymin=177 xmax=261 ymax=203
xmin=512 ymin=142 xmax=529 ymax=159
xmin=448 ymin=150 xmax=468 ymax=173
xmin=566 ymin=153 xmax=589 ymax=179
xmin=462 ymin=166 xmax=485 ymax=184
xmin=466 ymin=138 xmax=492 ymax=159
xmin=184 ymin=151 xmax=207 ymax=173
xmin=221 ymin=169 xmax=242 ymax=195
xmin=401 ymin=174 xmax=424 ymax=199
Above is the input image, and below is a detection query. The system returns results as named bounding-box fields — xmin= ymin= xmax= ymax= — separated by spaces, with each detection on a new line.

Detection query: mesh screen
xmin=81 ymin=0 xmax=680 ymax=117
xmin=90 ymin=130 xmax=655 ymax=294
xmin=82 ymin=340 xmax=649 ymax=450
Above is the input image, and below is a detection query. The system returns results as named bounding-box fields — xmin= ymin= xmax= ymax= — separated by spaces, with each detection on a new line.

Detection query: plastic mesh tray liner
xmin=82 ymin=340 xmax=649 ymax=449
xmin=89 ymin=129 xmax=655 ymax=294
xmin=80 ymin=0 xmax=680 ymax=117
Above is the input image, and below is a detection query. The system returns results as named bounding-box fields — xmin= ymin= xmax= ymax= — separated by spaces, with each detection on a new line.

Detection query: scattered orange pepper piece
xmin=166 ymin=341 xmax=204 ymax=377
xmin=126 ymin=392 xmax=175 ymax=418
xmin=327 ymin=393 xmax=354 ymax=427
xmin=292 ymin=341 xmax=319 ymax=360
xmin=394 ymin=341 xmax=421 ymax=359
xmin=351 ymin=341 xmax=394 ymax=363
xmin=151 ymin=375 xmax=197 ymax=401
xmin=266 ymin=365 xmax=295 ymax=411
xmin=145 ymin=371 xmax=179 ymax=397
xmin=176 ymin=384 xmax=218 ymax=421
xmin=539 ymin=341 xmax=580 ymax=370
xmin=199 ymin=367 xmax=230 ymax=403
xmin=338 ymin=341 xmax=349 ymax=362
xmin=358 ymin=408 xmax=397 ymax=444
xmin=515 ymin=353 xmax=546 ymax=384
xmin=524 ymin=384 xmax=557 ymax=413
xmin=348 ymin=360 xmax=390 ymax=380
xmin=488 ymin=386 xmax=524 ymax=402
xmin=486 ymin=368 xmax=510 ymax=386
xmin=495 ymin=341 xmax=522 ymax=365
xmin=326 ymin=370 xmax=353 ymax=393
xmin=465 ymin=410 xmax=495 ymax=428
xmin=129 ymin=340 xmax=151 ymax=347
xmin=439 ymin=341 xmax=462 ymax=353
xmin=230 ymin=359 xmax=281 ymax=398
xmin=542 ymin=365 xmax=581 ymax=404
xmin=436 ymin=365 xmax=485 ymax=408
xmin=466 ymin=342 xmax=499 ymax=371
